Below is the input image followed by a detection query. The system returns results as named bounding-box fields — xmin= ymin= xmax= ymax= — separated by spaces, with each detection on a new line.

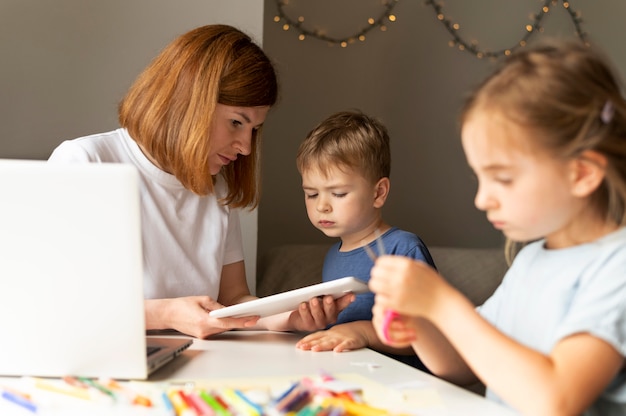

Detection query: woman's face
xmin=208 ymin=104 xmax=270 ymax=175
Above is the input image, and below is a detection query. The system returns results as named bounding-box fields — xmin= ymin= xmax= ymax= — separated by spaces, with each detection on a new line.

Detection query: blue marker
xmin=1 ymin=389 xmax=37 ymax=413
xmin=161 ymin=391 xmax=176 ymax=416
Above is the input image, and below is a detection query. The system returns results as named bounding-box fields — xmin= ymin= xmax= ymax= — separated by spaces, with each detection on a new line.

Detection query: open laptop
xmin=0 ymin=159 xmax=191 ymax=379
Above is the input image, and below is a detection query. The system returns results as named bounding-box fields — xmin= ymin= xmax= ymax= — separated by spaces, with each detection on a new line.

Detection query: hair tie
xmin=601 ymin=100 xmax=615 ymax=124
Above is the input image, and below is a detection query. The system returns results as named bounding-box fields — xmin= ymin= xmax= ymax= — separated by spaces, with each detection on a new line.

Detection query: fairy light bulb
xmin=273 ymin=0 xmax=398 ymax=47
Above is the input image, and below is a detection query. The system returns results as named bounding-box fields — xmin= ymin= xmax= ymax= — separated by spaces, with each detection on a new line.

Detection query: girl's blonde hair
xmin=119 ymin=24 xmax=278 ymax=208
xmin=296 ymin=110 xmax=391 ymax=184
xmin=461 ymin=39 xmax=626 ymax=262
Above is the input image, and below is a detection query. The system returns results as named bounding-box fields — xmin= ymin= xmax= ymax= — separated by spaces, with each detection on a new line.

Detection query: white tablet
xmin=208 ymin=276 xmax=370 ymax=318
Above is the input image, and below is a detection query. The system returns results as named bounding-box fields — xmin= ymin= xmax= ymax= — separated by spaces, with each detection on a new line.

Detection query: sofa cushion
xmin=257 ymin=244 xmax=330 ymax=297
xmin=428 ymin=247 xmax=507 ymax=306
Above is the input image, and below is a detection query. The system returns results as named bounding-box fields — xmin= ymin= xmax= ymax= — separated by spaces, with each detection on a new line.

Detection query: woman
xmin=49 ymin=24 xmax=353 ymax=338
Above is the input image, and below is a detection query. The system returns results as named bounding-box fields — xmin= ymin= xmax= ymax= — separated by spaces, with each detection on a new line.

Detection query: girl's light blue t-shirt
xmin=478 ymin=227 xmax=626 ymax=415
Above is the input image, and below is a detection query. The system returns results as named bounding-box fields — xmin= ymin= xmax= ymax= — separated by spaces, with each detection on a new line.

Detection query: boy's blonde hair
xmin=296 ymin=111 xmax=391 ymax=184
xmin=119 ymin=24 xmax=278 ymax=208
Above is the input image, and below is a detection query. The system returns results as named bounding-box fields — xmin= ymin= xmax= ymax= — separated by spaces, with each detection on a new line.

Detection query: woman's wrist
xmin=145 ymin=298 xmax=170 ymax=330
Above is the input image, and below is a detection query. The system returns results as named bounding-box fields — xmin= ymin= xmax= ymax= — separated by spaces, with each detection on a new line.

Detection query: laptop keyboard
xmin=146 ymin=346 xmax=162 ymax=356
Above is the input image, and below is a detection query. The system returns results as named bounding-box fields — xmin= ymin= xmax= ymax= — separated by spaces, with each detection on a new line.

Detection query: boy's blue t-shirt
xmin=322 ymin=227 xmax=436 ymax=324
xmin=322 ymin=227 xmax=435 ymax=370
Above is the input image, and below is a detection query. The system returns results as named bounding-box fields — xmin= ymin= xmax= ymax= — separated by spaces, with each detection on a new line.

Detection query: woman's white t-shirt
xmin=48 ymin=128 xmax=244 ymax=300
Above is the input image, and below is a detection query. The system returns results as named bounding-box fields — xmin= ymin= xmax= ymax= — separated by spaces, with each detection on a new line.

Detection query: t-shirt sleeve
xmin=47 ymin=140 xmax=92 ymax=163
xmin=406 ymin=240 xmax=436 ymax=268
xmin=222 ymin=207 xmax=245 ymax=266
xmin=556 ymin=251 xmax=626 ymax=356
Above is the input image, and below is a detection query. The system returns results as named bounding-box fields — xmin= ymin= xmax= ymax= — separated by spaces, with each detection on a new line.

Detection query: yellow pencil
xmin=32 ymin=377 xmax=91 ymax=400
xmin=321 ymin=397 xmax=390 ymax=416
xmin=168 ymin=390 xmax=195 ymax=416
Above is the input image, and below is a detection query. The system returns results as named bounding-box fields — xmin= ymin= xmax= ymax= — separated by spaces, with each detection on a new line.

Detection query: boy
xmin=295 ymin=110 xmax=435 ymax=369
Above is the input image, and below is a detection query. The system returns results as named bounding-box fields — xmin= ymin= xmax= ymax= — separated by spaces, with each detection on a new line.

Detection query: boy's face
xmin=301 ymin=166 xmax=383 ymax=245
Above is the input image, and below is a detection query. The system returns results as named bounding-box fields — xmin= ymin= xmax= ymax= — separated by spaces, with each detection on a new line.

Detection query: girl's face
xmin=462 ymin=110 xmax=586 ymax=249
xmin=208 ymin=104 xmax=270 ymax=175
xmin=301 ymin=166 xmax=384 ymax=249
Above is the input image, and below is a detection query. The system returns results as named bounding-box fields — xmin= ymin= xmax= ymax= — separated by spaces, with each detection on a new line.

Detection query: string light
xmin=425 ymin=0 xmax=588 ymax=59
xmin=273 ymin=0 xmax=399 ymax=48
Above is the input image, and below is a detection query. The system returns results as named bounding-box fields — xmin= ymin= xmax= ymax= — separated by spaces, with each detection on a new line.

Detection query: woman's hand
xmin=145 ymin=297 xmax=259 ymax=339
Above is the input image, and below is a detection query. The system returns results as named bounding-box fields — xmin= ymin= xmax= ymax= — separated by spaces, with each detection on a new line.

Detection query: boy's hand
xmin=296 ymin=322 xmax=367 ymax=352
xmin=288 ymin=293 xmax=355 ymax=332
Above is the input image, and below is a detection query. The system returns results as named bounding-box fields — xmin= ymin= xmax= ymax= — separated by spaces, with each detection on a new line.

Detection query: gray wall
xmin=258 ymin=0 xmax=626 ymax=261
xmin=0 ymin=0 xmax=264 ymax=292
xmin=2 ymin=1 xmax=626 ymax=286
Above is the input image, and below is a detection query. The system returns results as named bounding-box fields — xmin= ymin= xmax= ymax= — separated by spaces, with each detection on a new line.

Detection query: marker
xmin=184 ymin=390 xmax=214 ymax=416
xmin=168 ymin=390 xmax=195 ymax=416
xmin=322 ymin=397 xmax=388 ymax=416
xmin=296 ymin=403 xmax=323 ymax=416
xmin=199 ymin=390 xmax=229 ymax=416
xmin=210 ymin=391 xmax=234 ymax=415
xmin=1 ymin=389 xmax=37 ymax=413
xmin=272 ymin=380 xmax=299 ymax=405
xmin=161 ymin=391 xmax=176 ymax=416
xmin=77 ymin=377 xmax=116 ymax=401
xmin=178 ymin=389 xmax=212 ymax=416
xmin=102 ymin=378 xmax=152 ymax=407
xmin=221 ymin=388 xmax=261 ymax=416
xmin=235 ymin=389 xmax=264 ymax=415
xmin=62 ymin=376 xmax=89 ymax=389
xmin=363 ymin=229 xmax=400 ymax=343
xmin=381 ymin=309 xmax=401 ymax=343
xmin=277 ymin=386 xmax=311 ymax=413
xmin=32 ymin=377 xmax=92 ymax=400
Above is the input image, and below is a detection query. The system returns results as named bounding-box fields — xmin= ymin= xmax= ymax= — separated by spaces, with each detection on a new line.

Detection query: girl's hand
xmin=296 ymin=322 xmax=367 ymax=352
xmin=371 ymin=303 xmax=417 ymax=347
xmin=369 ymin=255 xmax=453 ymax=319
xmin=145 ymin=297 xmax=259 ymax=339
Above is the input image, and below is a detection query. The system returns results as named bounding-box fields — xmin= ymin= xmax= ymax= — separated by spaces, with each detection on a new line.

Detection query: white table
xmin=148 ymin=330 xmax=516 ymax=416
xmin=0 ymin=331 xmax=516 ymax=415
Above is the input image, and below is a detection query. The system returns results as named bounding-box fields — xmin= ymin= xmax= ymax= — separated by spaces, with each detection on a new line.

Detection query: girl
xmin=48 ymin=25 xmax=352 ymax=339
xmin=369 ymin=39 xmax=626 ymax=415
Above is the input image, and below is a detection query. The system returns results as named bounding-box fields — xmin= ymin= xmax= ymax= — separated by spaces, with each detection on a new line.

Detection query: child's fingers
xmin=383 ymin=321 xmax=417 ymax=346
